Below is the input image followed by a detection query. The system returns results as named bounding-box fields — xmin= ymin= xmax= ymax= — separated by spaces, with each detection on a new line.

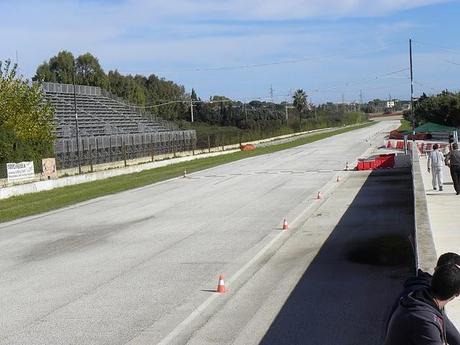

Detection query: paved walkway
xmin=419 ymin=154 xmax=460 ymax=328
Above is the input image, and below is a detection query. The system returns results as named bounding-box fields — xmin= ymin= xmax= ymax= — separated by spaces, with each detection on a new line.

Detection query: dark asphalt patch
xmin=347 ymin=234 xmax=413 ymax=267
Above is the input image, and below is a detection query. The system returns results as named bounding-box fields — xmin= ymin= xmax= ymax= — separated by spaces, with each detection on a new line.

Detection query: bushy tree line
xmin=35 ymin=51 xmax=367 ymax=134
xmin=34 ymin=51 xmax=187 ymax=121
xmin=0 ymin=60 xmax=54 ymax=176
xmin=410 ymin=91 xmax=460 ymax=127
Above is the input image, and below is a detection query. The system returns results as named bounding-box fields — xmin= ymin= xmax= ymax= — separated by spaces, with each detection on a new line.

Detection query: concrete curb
xmin=411 ymin=148 xmax=437 ymax=274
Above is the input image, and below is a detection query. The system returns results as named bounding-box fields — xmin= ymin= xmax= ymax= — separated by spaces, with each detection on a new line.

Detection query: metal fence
xmin=55 ymin=130 xmax=196 ymax=169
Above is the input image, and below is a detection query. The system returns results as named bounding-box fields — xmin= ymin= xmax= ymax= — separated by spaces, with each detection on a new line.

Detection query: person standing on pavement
xmin=428 ymin=143 xmax=445 ymax=191
xmin=445 ymin=143 xmax=460 ymax=195
xmin=384 ymin=263 xmax=460 ymax=345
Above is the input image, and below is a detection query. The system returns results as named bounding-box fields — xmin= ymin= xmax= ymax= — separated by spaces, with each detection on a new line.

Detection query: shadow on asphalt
xmin=259 ymin=168 xmax=414 ymax=345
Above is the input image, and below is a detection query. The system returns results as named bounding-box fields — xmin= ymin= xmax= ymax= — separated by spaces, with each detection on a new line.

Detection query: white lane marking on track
xmin=155 ymin=230 xmax=286 ymax=345
xmin=135 ymin=123 xmax=393 ymax=345
xmin=154 ymin=175 xmax=341 ymax=345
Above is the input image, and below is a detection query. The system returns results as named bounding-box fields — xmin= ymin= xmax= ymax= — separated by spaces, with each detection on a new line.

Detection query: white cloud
xmin=0 ymin=0 xmax=457 ymax=102
xmin=133 ymin=0 xmax=452 ymax=20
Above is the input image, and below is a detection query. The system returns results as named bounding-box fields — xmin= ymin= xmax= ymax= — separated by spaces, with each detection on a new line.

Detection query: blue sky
xmin=1 ymin=0 xmax=460 ymax=104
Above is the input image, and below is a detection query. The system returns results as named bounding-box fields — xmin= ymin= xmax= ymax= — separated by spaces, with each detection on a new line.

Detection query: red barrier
xmin=357 ymin=154 xmax=395 ymax=170
xmin=240 ymin=144 xmax=256 ymax=151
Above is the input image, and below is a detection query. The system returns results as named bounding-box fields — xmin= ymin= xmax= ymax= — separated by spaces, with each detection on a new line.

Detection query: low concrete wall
xmin=411 ymin=148 xmax=437 ymax=274
xmin=0 ymin=149 xmax=239 ymax=199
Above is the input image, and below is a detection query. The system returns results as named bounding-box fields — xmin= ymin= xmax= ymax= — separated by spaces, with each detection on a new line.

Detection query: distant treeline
xmin=34 ymin=51 xmax=367 ymax=133
xmin=34 ymin=51 xmax=187 ymax=121
xmin=408 ymin=91 xmax=460 ymax=127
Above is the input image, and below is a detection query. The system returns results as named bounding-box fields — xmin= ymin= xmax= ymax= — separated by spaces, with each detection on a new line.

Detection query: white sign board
xmin=7 ymin=161 xmax=35 ymax=183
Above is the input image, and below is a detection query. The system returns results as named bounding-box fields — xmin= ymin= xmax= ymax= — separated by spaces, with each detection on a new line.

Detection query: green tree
xmin=411 ymin=91 xmax=460 ymax=127
xmin=293 ymin=89 xmax=308 ymax=114
xmin=191 ymin=88 xmax=199 ymax=102
xmin=75 ymin=53 xmax=107 ymax=88
xmin=0 ymin=60 xmax=55 ymax=176
xmin=34 ymin=50 xmax=75 ymax=83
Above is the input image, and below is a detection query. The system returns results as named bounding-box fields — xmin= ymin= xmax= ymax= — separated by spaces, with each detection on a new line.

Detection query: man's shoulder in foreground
xmin=385 ymin=289 xmax=444 ymax=345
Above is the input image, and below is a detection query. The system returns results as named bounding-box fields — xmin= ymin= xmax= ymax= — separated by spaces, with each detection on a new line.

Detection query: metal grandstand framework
xmin=42 ymin=82 xmax=196 ymax=169
xmin=54 ymin=131 xmax=196 ymax=169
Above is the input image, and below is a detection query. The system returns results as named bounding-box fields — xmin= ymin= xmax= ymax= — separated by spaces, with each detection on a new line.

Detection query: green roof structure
xmin=414 ymin=122 xmax=457 ymax=133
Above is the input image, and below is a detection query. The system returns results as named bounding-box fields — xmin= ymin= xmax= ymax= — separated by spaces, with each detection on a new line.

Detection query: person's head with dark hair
xmin=433 ymin=143 xmax=439 ymax=150
xmin=431 ymin=264 xmax=460 ymax=302
xmin=437 ymin=252 xmax=460 ymax=268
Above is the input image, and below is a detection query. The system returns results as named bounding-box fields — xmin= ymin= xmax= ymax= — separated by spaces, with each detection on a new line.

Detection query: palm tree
xmin=293 ymin=89 xmax=308 ymax=130
xmin=293 ymin=89 xmax=308 ymax=113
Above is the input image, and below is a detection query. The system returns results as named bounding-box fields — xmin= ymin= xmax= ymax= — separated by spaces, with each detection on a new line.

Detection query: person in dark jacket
xmin=384 ymin=263 xmax=460 ymax=345
xmin=445 ymin=143 xmax=460 ymax=195
xmin=387 ymin=253 xmax=460 ymax=345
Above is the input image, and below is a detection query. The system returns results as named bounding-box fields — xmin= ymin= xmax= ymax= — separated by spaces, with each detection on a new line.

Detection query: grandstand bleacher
xmin=42 ymin=82 xmax=196 ymax=169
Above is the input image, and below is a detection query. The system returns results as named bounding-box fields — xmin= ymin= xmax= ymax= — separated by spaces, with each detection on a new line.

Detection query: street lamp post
xmin=409 ymin=38 xmax=415 ymax=135
xmin=72 ymin=70 xmax=82 ymax=174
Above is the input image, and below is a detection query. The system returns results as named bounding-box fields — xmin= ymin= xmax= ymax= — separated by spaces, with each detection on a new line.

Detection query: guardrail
xmin=411 ymin=147 xmax=437 ymax=274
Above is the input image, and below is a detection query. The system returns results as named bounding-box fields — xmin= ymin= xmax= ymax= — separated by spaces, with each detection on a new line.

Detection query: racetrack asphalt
xmin=0 ymin=121 xmax=404 ymax=345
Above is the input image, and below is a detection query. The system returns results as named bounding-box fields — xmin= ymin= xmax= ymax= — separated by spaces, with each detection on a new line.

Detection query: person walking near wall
xmin=445 ymin=143 xmax=460 ymax=195
xmin=428 ymin=144 xmax=445 ymax=191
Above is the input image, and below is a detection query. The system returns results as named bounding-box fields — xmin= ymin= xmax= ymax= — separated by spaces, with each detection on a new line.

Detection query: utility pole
xmin=72 ymin=70 xmax=82 ymax=174
xmin=409 ymin=38 xmax=415 ymax=134
xmin=190 ymin=99 xmax=194 ymax=123
xmin=359 ymin=90 xmax=363 ymax=105
xmin=285 ymin=105 xmax=294 ymax=125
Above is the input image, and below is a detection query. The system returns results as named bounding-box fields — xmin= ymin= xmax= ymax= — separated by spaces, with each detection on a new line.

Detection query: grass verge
xmin=0 ymin=122 xmax=372 ymax=224
xmin=397 ymin=119 xmax=411 ymax=132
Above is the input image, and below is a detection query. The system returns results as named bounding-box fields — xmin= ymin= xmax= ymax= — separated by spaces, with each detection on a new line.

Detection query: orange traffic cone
xmin=216 ymin=275 xmax=226 ymax=293
xmin=317 ymin=191 xmax=323 ymax=200
xmin=282 ymin=218 xmax=289 ymax=230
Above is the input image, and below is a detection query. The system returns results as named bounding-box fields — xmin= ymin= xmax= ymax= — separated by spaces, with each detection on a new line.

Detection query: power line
xmin=306 ymin=67 xmax=409 ymax=94
xmin=413 ymin=81 xmax=438 ymax=93
xmin=412 ymin=40 xmax=460 ymax=55
xmin=156 ymin=47 xmax=389 ymax=74
xmin=102 ymin=65 xmax=412 ymax=109
xmin=444 ymin=59 xmax=460 ymax=67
